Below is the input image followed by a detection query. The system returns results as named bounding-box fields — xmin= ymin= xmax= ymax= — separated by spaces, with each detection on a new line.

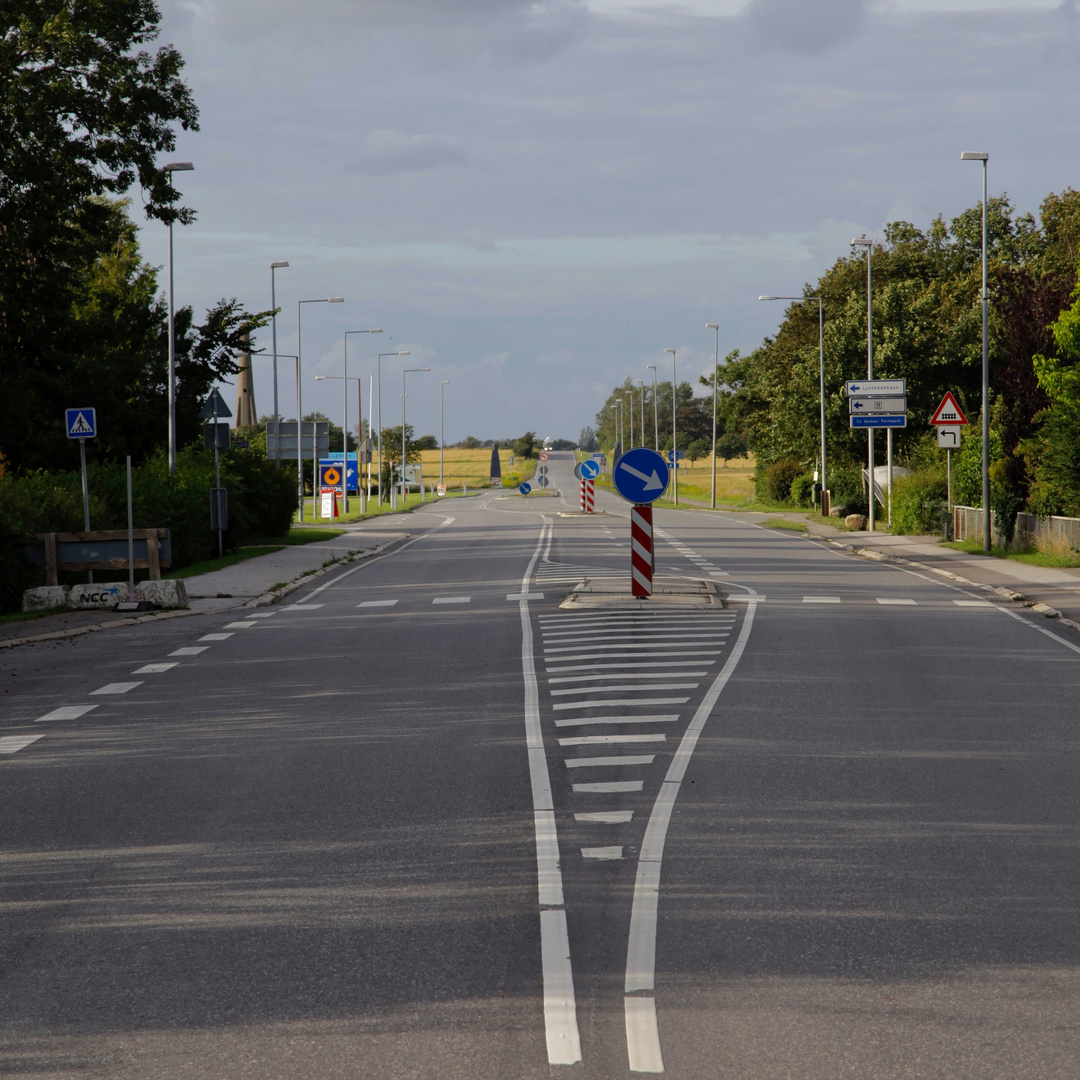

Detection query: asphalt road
xmin=2 ymin=450 xmax=1079 ymax=1078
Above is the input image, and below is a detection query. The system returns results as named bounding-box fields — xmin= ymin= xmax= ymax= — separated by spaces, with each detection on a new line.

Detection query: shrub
xmin=755 ymin=458 xmax=803 ymax=503
xmin=789 ymin=474 xmax=815 ymax=507
xmin=827 ymin=462 xmax=868 ymax=515
xmin=890 ymin=468 xmax=948 ymax=535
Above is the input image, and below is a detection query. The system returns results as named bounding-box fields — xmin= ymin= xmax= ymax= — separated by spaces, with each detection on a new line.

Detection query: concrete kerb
xmin=0 ymin=607 xmax=197 ymax=650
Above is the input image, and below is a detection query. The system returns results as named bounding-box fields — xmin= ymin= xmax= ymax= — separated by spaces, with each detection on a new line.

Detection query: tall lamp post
xmin=402 ymin=367 xmax=431 ymax=502
xmin=297 ymin=296 xmax=344 ymax=520
xmin=269 ymin=260 xmax=289 ymax=457
xmin=440 ymin=380 xmax=449 ymax=490
xmin=647 ymin=365 xmax=659 ymax=452
xmin=851 ymin=235 xmax=875 ymax=531
xmin=666 ymin=348 xmax=678 ymax=505
xmin=637 ymin=381 xmax=646 ymax=453
xmin=962 ymin=150 xmax=991 ymax=553
xmin=342 ymin=328 xmax=382 ymax=512
xmin=625 ymin=395 xmax=634 ymax=448
xmin=315 ymin=371 xmax=365 ymax=513
xmin=377 ymin=351 xmax=409 ymax=504
xmin=706 ymin=323 xmax=720 ymax=509
xmin=759 ymin=296 xmax=827 ymax=515
xmin=164 ymin=161 xmax=194 ymax=475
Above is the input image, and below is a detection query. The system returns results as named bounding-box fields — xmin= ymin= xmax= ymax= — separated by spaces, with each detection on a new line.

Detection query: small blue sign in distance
xmin=519 ymin=482 xmax=531 ymax=495
xmin=65 ymin=408 xmax=96 ymax=439
xmin=613 ymin=446 xmax=669 ymax=504
xmin=666 ymin=448 xmax=685 ymax=462
xmin=580 ymin=458 xmax=600 ymax=479
xmin=850 ymin=414 xmax=907 ymax=428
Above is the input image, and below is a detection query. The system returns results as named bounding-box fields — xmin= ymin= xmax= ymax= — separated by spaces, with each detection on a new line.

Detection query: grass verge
xmin=944 ymin=539 xmax=1080 ymax=568
xmin=0 ymin=606 xmax=69 ymax=626
xmin=764 ymin=519 xmax=808 ymax=532
xmin=165 ymin=546 xmax=285 ymax=580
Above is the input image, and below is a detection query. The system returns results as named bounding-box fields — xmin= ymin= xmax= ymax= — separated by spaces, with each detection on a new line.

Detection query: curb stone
xmin=0 ymin=607 xmax=196 ymax=650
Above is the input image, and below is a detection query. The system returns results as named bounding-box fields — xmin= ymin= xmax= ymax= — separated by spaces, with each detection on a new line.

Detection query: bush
xmin=827 ymin=462 xmax=868 ymax=515
xmin=789 ymin=475 xmax=815 ymax=507
xmin=890 ymin=468 xmax=948 ymax=535
xmin=755 ymin=458 xmax=803 ymax=503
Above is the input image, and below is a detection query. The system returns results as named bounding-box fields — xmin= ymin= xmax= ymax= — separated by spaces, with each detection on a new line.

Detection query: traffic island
xmin=559 ymin=575 xmax=720 ymax=610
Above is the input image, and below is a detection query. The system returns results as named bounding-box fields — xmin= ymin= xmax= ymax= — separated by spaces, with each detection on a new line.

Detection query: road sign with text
xmin=845 ymin=379 xmax=905 ymax=397
xmin=849 ymin=396 xmax=907 ymax=414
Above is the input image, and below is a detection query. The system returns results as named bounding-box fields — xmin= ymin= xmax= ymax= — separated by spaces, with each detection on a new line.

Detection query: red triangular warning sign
xmin=930 ymin=391 xmax=968 ymax=426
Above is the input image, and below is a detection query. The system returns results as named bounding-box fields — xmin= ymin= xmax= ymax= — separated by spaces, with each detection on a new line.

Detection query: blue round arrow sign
xmin=519 ymin=482 xmax=531 ymax=495
xmin=580 ymin=458 xmax=600 ymax=480
xmin=612 ymin=447 xmax=669 ymax=504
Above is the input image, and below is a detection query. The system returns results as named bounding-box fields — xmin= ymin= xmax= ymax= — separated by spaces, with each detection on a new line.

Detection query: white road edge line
xmin=520 ymin=517 xmax=582 ymax=1066
xmin=623 ymin=597 xmax=759 ymax=1074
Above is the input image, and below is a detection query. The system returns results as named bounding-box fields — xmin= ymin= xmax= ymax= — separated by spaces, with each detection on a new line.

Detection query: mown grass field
xmin=587 ymin=452 xmax=756 ymax=506
xmin=418 ymin=448 xmax=531 ymax=490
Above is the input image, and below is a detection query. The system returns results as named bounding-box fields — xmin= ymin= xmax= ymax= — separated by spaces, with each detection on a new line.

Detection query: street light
xmin=758 ymin=297 xmax=827 ymax=516
xmin=706 ymin=323 xmax=720 ymax=509
xmin=377 ymin=351 xmax=409 ymax=505
xmin=666 ymin=348 xmax=677 ymax=505
xmin=851 ymin=235 xmax=875 ymax=531
xmin=164 ymin=161 xmax=193 ymax=475
xmin=297 ymin=296 xmax=344 ymax=520
xmin=440 ymin=380 xmax=449 ymax=490
xmin=402 ymin=367 xmax=431 ymax=503
xmin=646 ymin=365 xmax=659 ymax=452
xmin=962 ymin=150 xmax=991 ymax=553
xmin=636 ymin=380 xmax=646 ymax=455
xmin=625 ymin=394 xmax=634 ymax=448
xmin=269 ymin=261 xmax=289 ymax=457
xmin=342 ymin=328 xmax=382 ymax=512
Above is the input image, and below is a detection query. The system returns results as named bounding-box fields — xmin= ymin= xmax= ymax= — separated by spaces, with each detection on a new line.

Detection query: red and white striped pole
xmin=580 ymin=479 xmax=586 ymax=512
xmin=585 ymin=478 xmax=595 ymax=513
xmin=630 ymin=504 xmax=653 ymax=597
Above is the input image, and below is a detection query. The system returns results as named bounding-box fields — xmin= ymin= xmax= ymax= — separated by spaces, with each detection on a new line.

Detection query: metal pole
xmin=80 ymin=439 xmax=92 ymax=583
xmin=667 ymin=349 xmax=677 ymax=506
xmin=358 ymin=376 xmax=363 ymax=513
xmin=867 ymin=245 xmax=875 ymax=532
xmin=638 ymin=381 xmax=645 ymax=454
xmin=342 ymin=335 xmax=349 ymax=515
xmin=167 ymin=205 xmax=175 ymax=475
xmin=627 ymin=396 xmax=633 ymax=449
xmin=297 ymin=301 xmax=304 ymax=521
xmin=981 ymin=158 xmax=991 ymax=553
xmin=213 ymin=392 xmax=223 ymax=559
xmin=887 ymin=427 xmax=893 ymax=529
xmin=270 ymin=262 xmax=289 ymax=457
xmin=377 ymin=355 xmax=383 ymax=504
xmin=440 ymin=380 xmax=448 ymax=489
xmin=648 ymin=365 xmax=659 ymax=452
xmin=127 ymin=455 xmax=134 ymax=593
xmin=818 ymin=299 xmax=827 ymax=516
xmin=947 ymin=447 xmax=952 ymax=516
xmin=402 ymin=370 xmax=406 ymax=504
xmin=368 ymin=373 xmax=374 ymax=501
xmin=708 ymin=323 xmax=719 ymax=509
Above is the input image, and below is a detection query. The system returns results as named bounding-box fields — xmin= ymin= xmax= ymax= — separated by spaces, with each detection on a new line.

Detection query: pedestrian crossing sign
xmin=65 ymin=408 xmax=96 ymax=439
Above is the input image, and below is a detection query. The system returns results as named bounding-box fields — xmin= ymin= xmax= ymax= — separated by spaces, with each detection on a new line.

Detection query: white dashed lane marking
xmin=36 ymin=705 xmax=98 ymax=723
xmin=133 ymin=663 xmax=178 ymax=674
xmin=358 ymin=600 xmax=398 ymax=608
xmin=224 ymin=622 xmax=257 ymax=630
xmin=877 ymin=598 xmax=918 ymax=606
xmin=955 ymin=599 xmax=994 ymax=607
xmin=170 ymin=646 xmax=209 ymax=656
xmin=0 ymin=735 xmax=45 ymax=755
xmin=433 ymin=596 xmax=471 ymax=605
xmin=198 ymin=633 xmax=233 ymax=642
xmin=89 ymin=682 xmax=143 ymax=696
xmin=803 ymin=596 xmax=841 ymax=603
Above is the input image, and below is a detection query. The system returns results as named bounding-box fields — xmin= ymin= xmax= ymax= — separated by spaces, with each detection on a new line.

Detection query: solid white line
xmin=625 ymin=997 xmax=664 ymax=1073
xmin=550 ymin=683 xmax=698 ymax=697
xmin=583 ymin=846 xmax=624 ymax=860
xmin=623 ymin=599 xmax=758 ymax=1070
xmin=433 ymin=596 xmax=471 ymax=605
xmin=565 ymin=755 xmax=655 ymax=768
xmin=133 ymin=663 xmax=178 ymax=674
xmin=0 ymin=734 xmax=45 ymax=755
xmin=876 ymin=598 xmax=917 ymax=605
xmin=553 ymin=698 xmax=690 ymax=711
xmin=555 ymin=715 xmax=680 ymax=727
xmin=520 ymin=519 xmax=581 ymax=1066
xmin=549 ymin=672 xmax=707 ymax=684
xmin=560 ymin=734 xmax=666 ymax=746
xmin=576 ymin=811 xmax=634 ymax=822
xmin=198 ymin=633 xmax=233 ymax=641
xmin=35 ymin=704 xmax=99 ymax=722
xmin=803 ymin=596 xmax=841 ymax=604
xmin=358 ymin=599 xmax=398 ymax=607
xmin=223 ymin=621 xmax=257 ymax=629
xmin=244 ymin=612 xmax=276 ymax=618
xmin=573 ymin=781 xmax=644 ymax=793
xmin=547 ymin=661 xmax=715 ymax=673
xmin=89 ymin=682 xmax=143 ymax=695
xmin=169 ymin=646 xmax=208 ymax=656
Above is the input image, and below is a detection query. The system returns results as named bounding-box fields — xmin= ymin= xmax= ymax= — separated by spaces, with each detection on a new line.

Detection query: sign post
xmin=847 ymin=380 xmax=906 ymax=524
xmin=931 ymin=392 xmax=968 ymax=518
xmin=66 ymin=408 xmax=97 ymax=581
xmin=580 ymin=458 xmax=600 ymax=513
xmin=612 ymin=447 xmax=670 ymax=597
xmin=201 ymin=388 xmax=232 ymax=558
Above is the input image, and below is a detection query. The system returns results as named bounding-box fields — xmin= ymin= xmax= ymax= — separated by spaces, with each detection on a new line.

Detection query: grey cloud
xmin=744 ymin=0 xmax=865 ymax=53
xmin=350 ymin=130 xmax=469 ymax=177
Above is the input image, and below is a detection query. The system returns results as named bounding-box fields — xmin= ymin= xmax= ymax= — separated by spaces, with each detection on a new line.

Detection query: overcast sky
xmin=141 ymin=0 xmax=1078 ymax=443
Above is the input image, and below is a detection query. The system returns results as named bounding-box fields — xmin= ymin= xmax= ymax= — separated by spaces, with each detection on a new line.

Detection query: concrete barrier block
xmin=135 ymin=579 xmax=189 ymax=609
xmin=22 ymin=585 xmax=70 ymax=612
xmin=69 ymin=582 xmax=129 ymax=609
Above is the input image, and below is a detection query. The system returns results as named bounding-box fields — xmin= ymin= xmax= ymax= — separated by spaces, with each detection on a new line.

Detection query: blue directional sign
xmin=321 ymin=454 xmax=359 ymax=492
xmin=65 ymin=408 xmax=96 ymax=439
xmin=519 ymin=482 xmax=531 ymax=495
xmin=613 ymin=446 xmax=669 ymax=504
xmin=580 ymin=458 xmax=600 ymax=480
xmin=666 ymin=449 xmax=685 ymax=462
xmin=850 ymin=414 xmax=907 ymax=429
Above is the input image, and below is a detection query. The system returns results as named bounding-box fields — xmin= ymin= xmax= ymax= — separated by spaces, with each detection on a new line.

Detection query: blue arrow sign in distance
xmin=613 ymin=447 xmax=669 ymax=504
xmin=519 ymin=482 xmax=531 ymax=495
xmin=666 ymin=449 xmax=685 ymax=462
xmin=580 ymin=458 xmax=600 ymax=480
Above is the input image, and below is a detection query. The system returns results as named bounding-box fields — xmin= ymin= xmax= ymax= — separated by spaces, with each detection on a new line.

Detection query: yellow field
xmin=589 ymin=452 xmax=755 ymax=505
xmin=418 ymin=448 xmax=528 ymax=489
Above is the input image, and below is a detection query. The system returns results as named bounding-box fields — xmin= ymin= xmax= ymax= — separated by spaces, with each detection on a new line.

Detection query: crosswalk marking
xmin=169 ymin=646 xmax=208 ymax=656
xmin=565 ymin=755 xmax=655 ymax=768
xmin=575 ymin=811 xmax=634 ymax=823
xmin=553 ymin=697 xmax=690 ymax=711
xmin=0 ymin=734 xmax=45 ymax=755
xmin=89 ymin=682 xmax=143 ymax=695
xmin=198 ymin=633 xmax=233 ymax=642
xmin=35 ymin=704 xmax=99 ymax=723
xmin=133 ymin=663 xmax=178 ymax=674
xmin=572 ymin=781 xmax=644 ymax=793
xmin=582 ymin=846 xmax=624 ymax=860
xmin=559 ymin=734 xmax=666 ymax=746
xmin=554 ymin=715 xmax=680 ymax=727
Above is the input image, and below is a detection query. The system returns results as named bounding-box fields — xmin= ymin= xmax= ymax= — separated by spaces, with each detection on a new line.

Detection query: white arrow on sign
xmin=618 ymin=459 xmax=664 ymax=491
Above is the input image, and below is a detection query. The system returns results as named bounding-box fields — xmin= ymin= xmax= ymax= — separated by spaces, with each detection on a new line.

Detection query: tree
xmin=377 ymin=424 xmax=419 ymax=500
xmin=513 ymin=432 xmax=538 ymax=459
xmin=0 ymin=2 xmax=199 ymax=472
xmin=686 ymin=439 xmax=709 ymax=464
xmin=579 ymin=426 xmax=599 ymax=452
xmin=413 ymin=434 xmax=438 ymax=451
xmin=716 ymin=430 xmax=748 ymax=467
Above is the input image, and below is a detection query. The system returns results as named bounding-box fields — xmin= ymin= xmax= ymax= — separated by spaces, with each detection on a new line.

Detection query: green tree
xmin=377 ymin=424 xmax=419 ymax=500
xmin=716 ymin=430 xmax=748 ymax=466
xmin=513 ymin=432 xmax=538 ymax=459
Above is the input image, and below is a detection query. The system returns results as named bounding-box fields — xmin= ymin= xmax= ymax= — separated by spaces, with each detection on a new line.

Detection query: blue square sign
xmin=65 ymin=408 xmax=96 ymax=439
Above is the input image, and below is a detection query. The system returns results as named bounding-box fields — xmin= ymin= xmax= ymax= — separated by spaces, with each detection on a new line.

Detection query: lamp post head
xmin=851 ymin=235 xmax=871 ymax=247
xmin=757 ymin=296 xmax=778 ymax=302
xmin=441 ymin=380 xmax=449 ymax=386
xmin=960 ymin=151 xmax=989 ymax=161
xmin=271 ymin=260 xmax=289 ymax=268
xmin=706 ymin=322 xmax=719 ymax=329
xmin=164 ymin=161 xmax=194 ymax=172
xmin=314 ymin=376 xmax=327 ymax=381
xmin=328 ymin=297 xmax=344 ymax=303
